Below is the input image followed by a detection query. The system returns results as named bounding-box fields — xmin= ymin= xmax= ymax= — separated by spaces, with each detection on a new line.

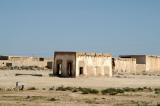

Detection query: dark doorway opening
xmin=67 ymin=61 xmax=73 ymax=77
xmin=57 ymin=63 xmax=62 ymax=76
xmin=39 ymin=58 xmax=44 ymax=61
xmin=79 ymin=67 xmax=83 ymax=75
xmin=56 ymin=60 xmax=62 ymax=76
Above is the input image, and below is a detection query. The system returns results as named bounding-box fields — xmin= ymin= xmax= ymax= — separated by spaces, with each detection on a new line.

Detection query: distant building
xmin=0 ymin=55 xmax=52 ymax=69
xmin=119 ymin=55 xmax=160 ymax=74
xmin=53 ymin=51 xmax=112 ymax=77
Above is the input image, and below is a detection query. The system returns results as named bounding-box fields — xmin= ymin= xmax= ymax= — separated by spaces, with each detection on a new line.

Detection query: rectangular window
xmin=79 ymin=67 xmax=83 ymax=75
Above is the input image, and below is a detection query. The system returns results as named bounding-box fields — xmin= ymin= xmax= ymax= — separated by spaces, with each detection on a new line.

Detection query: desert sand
xmin=0 ymin=70 xmax=160 ymax=106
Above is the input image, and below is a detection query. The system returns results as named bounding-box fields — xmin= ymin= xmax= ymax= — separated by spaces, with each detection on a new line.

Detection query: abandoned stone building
xmin=0 ymin=55 xmax=52 ymax=69
xmin=119 ymin=55 xmax=160 ymax=74
xmin=1 ymin=52 xmax=160 ymax=76
xmin=53 ymin=51 xmax=112 ymax=77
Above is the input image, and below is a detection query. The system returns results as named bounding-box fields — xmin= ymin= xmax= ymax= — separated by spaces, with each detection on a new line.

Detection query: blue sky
xmin=0 ymin=0 xmax=160 ymax=57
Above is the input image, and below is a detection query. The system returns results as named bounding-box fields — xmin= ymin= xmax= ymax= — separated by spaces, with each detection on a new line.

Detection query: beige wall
xmin=76 ymin=53 xmax=112 ymax=77
xmin=119 ymin=55 xmax=147 ymax=74
xmin=136 ymin=64 xmax=146 ymax=74
xmin=146 ymin=56 xmax=160 ymax=73
xmin=113 ymin=58 xmax=136 ymax=74
xmin=0 ymin=56 xmax=51 ymax=69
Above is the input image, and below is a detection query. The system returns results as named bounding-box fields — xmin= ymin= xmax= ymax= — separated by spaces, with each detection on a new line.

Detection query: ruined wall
xmin=0 ymin=56 xmax=52 ymax=69
xmin=120 ymin=55 xmax=146 ymax=64
xmin=119 ymin=55 xmax=147 ymax=74
xmin=53 ymin=52 xmax=76 ymax=77
xmin=76 ymin=53 xmax=112 ymax=77
xmin=0 ymin=60 xmax=11 ymax=67
xmin=9 ymin=56 xmax=50 ymax=68
xmin=113 ymin=58 xmax=136 ymax=74
xmin=146 ymin=56 xmax=160 ymax=73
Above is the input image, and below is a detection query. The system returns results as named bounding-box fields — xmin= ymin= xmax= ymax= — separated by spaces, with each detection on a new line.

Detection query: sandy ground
xmin=0 ymin=90 xmax=160 ymax=106
xmin=0 ymin=70 xmax=160 ymax=89
xmin=0 ymin=70 xmax=160 ymax=106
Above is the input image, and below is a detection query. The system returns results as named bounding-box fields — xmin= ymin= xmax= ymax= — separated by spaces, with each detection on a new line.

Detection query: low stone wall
xmin=113 ymin=58 xmax=136 ymax=74
xmin=0 ymin=56 xmax=53 ymax=70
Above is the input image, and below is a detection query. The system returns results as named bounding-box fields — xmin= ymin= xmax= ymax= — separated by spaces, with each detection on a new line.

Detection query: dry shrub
xmin=27 ymin=87 xmax=37 ymax=90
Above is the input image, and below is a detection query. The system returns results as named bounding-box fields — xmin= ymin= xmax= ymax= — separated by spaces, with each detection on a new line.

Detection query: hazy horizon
xmin=0 ymin=0 xmax=160 ymax=57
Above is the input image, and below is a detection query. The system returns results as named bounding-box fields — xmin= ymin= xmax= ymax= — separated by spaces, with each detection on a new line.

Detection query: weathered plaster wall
xmin=76 ymin=53 xmax=112 ymax=77
xmin=113 ymin=58 xmax=136 ymax=74
xmin=0 ymin=56 xmax=51 ymax=69
xmin=119 ymin=55 xmax=147 ymax=74
xmin=136 ymin=64 xmax=146 ymax=74
xmin=146 ymin=56 xmax=160 ymax=73
xmin=54 ymin=52 xmax=76 ymax=77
